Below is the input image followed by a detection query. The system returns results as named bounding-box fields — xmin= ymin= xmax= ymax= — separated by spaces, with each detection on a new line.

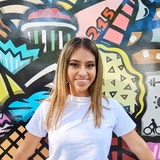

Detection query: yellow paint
xmin=58 ymin=2 xmax=72 ymax=10
xmin=6 ymin=75 xmax=24 ymax=95
xmin=69 ymin=0 xmax=77 ymax=3
xmin=0 ymin=74 xmax=9 ymax=104
xmin=97 ymin=44 xmax=145 ymax=118
xmin=58 ymin=0 xmax=77 ymax=10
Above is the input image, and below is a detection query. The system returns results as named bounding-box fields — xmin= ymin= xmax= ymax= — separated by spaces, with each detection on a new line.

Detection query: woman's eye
xmin=87 ymin=64 xmax=95 ymax=68
xmin=70 ymin=63 xmax=78 ymax=67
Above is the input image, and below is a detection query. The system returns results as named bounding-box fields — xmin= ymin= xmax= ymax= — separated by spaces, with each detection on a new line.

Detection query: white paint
xmin=143 ymin=50 xmax=150 ymax=58
xmin=25 ymin=63 xmax=57 ymax=87
xmin=129 ymin=35 xmax=137 ymax=43
xmin=21 ymin=22 xmax=77 ymax=31
xmin=156 ymin=53 xmax=160 ymax=60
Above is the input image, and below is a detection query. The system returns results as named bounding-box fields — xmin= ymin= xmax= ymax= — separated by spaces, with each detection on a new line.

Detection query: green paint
xmin=34 ymin=31 xmax=38 ymax=44
xmin=67 ymin=33 xmax=71 ymax=41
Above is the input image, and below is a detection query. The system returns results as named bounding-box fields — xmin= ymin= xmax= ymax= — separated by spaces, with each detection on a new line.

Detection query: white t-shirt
xmin=26 ymin=95 xmax=136 ymax=160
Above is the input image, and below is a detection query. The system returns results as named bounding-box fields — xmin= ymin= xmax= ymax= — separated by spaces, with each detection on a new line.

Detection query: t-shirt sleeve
xmin=113 ymin=100 xmax=136 ymax=137
xmin=26 ymin=101 xmax=49 ymax=137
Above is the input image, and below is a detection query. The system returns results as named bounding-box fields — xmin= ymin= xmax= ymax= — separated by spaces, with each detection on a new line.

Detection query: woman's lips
xmin=76 ymin=79 xmax=88 ymax=85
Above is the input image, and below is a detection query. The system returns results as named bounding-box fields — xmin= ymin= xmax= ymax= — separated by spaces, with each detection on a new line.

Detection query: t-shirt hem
xmin=26 ymin=125 xmax=46 ymax=138
xmin=115 ymin=124 xmax=136 ymax=137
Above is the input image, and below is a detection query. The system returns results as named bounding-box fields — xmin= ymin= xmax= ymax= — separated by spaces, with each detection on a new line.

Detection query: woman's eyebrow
xmin=69 ymin=59 xmax=79 ymax=61
xmin=69 ymin=59 xmax=95 ymax=63
xmin=69 ymin=59 xmax=79 ymax=62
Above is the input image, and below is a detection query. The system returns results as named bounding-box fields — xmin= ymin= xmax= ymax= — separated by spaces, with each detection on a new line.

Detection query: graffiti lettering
xmin=97 ymin=17 xmax=109 ymax=31
xmin=86 ymin=7 xmax=115 ymax=40
xmin=101 ymin=7 xmax=114 ymax=20
xmin=86 ymin=27 xmax=101 ymax=41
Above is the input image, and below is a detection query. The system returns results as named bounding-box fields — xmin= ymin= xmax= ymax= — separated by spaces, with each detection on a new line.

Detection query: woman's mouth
xmin=76 ymin=79 xmax=88 ymax=85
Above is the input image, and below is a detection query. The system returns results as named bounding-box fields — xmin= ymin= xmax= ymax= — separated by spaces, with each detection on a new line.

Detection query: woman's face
xmin=67 ymin=47 xmax=96 ymax=97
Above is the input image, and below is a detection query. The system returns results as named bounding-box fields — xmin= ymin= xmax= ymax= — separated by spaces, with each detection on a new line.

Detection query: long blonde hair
xmin=45 ymin=37 xmax=106 ymax=130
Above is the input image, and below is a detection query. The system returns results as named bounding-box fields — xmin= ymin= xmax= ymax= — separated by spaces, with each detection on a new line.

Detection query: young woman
xmin=13 ymin=37 xmax=154 ymax=160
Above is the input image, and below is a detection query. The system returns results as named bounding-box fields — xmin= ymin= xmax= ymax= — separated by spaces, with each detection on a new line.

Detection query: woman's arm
xmin=121 ymin=129 xmax=154 ymax=160
xmin=12 ymin=132 xmax=42 ymax=160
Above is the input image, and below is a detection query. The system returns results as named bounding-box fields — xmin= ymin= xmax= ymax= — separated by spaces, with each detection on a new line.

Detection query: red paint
xmin=28 ymin=8 xmax=71 ymax=20
xmin=122 ymin=153 xmax=136 ymax=160
xmin=111 ymin=137 xmax=118 ymax=146
xmin=112 ymin=151 xmax=118 ymax=160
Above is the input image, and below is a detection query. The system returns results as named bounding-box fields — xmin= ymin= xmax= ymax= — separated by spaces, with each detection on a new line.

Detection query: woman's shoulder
xmin=102 ymin=96 xmax=120 ymax=109
xmin=36 ymin=100 xmax=50 ymax=112
xmin=41 ymin=100 xmax=50 ymax=105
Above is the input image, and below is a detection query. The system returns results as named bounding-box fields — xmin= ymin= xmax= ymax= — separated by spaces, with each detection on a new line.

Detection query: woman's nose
xmin=78 ymin=66 xmax=87 ymax=76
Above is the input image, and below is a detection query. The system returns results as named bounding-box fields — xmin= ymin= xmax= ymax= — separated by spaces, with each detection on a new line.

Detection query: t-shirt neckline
xmin=67 ymin=94 xmax=91 ymax=104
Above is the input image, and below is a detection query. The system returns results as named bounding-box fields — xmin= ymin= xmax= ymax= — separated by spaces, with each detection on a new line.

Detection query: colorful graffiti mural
xmin=0 ymin=0 xmax=160 ymax=159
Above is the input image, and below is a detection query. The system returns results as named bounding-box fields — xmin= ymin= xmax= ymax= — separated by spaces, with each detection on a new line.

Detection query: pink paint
xmin=103 ymin=28 xmax=124 ymax=45
xmin=122 ymin=4 xmax=134 ymax=16
xmin=75 ymin=0 xmax=123 ymax=37
xmin=0 ymin=113 xmax=11 ymax=124
xmin=130 ymin=0 xmax=135 ymax=4
xmin=112 ymin=13 xmax=129 ymax=31
xmin=147 ymin=142 xmax=160 ymax=160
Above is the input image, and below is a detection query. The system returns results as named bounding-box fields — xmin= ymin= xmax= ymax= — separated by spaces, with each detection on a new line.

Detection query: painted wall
xmin=0 ymin=0 xmax=160 ymax=159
